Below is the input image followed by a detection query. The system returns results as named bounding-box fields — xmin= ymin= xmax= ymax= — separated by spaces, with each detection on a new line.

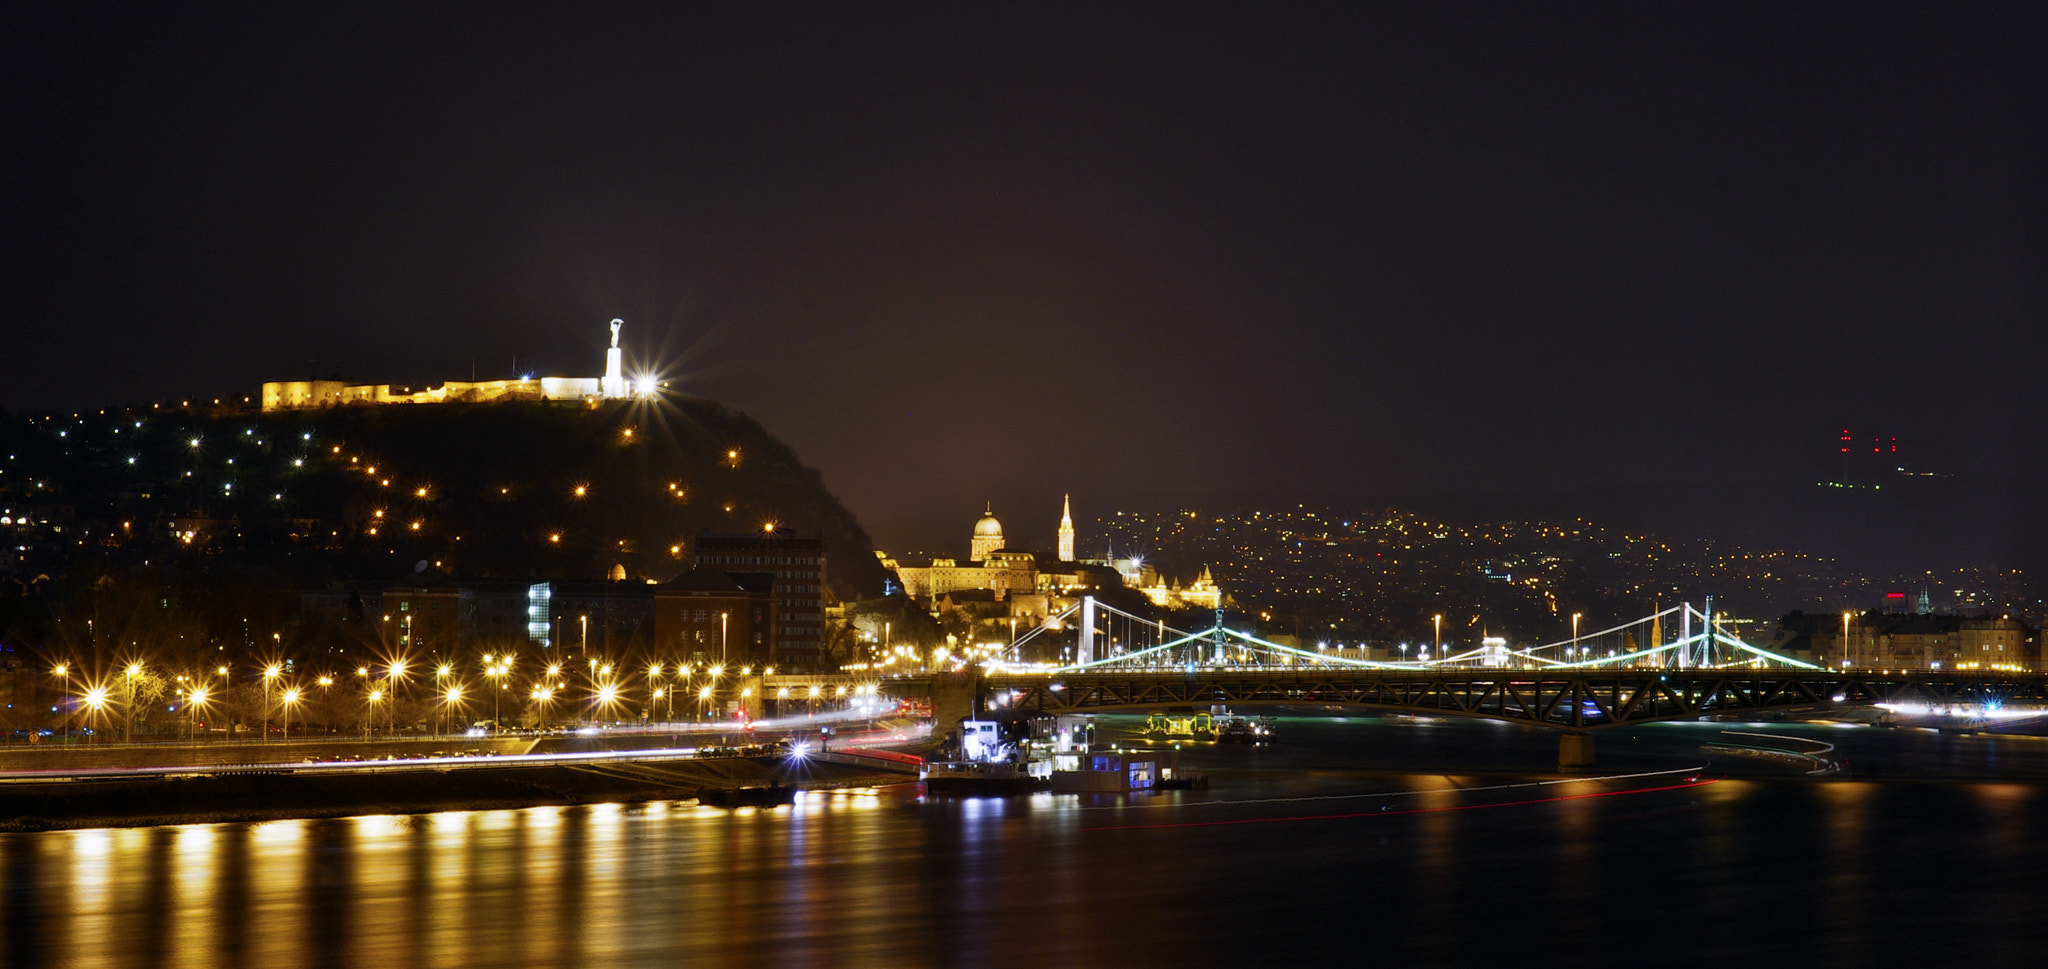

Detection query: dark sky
xmin=9 ymin=3 xmax=2044 ymax=567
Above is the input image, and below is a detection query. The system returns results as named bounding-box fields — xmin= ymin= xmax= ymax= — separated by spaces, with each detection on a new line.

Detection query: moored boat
xmin=919 ymin=716 xmax=1053 ymax=795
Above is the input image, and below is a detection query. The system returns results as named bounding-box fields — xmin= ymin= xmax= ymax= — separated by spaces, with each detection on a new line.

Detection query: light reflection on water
xmin=4 ymin=721 xmax=2047 ymax=968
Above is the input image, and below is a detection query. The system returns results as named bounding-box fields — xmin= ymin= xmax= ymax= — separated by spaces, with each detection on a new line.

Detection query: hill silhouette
xmin=0 ymin=396 xmax=886 ymax=598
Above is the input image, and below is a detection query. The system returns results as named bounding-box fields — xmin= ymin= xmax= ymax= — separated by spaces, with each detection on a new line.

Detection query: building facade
xmin=652 ymin=568 xmax=776 ymax=668
xmin=691 ymin=531 xmax=828 ymax=670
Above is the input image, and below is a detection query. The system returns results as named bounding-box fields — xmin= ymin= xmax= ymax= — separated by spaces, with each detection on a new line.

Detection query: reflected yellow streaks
xmin=61 ymin=829 xmax=118 ymax=969
xmin=167 ymin=826 xmax=221 ymax=968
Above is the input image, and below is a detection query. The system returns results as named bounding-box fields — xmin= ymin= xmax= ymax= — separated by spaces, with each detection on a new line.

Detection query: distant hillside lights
xmin=261 ymin=319 xmax=660 ymax=411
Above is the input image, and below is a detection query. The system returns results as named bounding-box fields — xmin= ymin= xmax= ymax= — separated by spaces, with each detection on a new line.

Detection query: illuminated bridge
xmin=865 ymin=598 xmax=2048 ymax=769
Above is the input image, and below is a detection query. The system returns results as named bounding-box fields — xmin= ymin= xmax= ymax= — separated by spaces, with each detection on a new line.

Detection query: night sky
xmin=10 ymin=4 xmax=2044 ymax=568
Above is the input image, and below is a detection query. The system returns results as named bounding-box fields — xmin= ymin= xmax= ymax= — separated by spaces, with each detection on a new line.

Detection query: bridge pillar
xmin=930 ymin=670 xmax=984 ymax=733
xmin=1558 ymin=733 xmax=1596 ymax=772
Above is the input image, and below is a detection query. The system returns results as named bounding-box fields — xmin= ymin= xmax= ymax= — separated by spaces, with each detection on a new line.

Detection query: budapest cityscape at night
xmin=4 ymin=4 xmax=2044 ymax=966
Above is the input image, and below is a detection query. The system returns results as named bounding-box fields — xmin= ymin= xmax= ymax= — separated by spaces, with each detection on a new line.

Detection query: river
xmin=4 ymin=716 xmax=2044 ymax=968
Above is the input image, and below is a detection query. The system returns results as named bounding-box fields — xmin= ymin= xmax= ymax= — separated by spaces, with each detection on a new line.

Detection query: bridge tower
xmin=1212 ymin=608 xmax=1226 ymax=664
xmin=1700 ymin=596 xmax=1716 ymax=667
xmin=1078 ymin=596 xmax=1097 ymax=665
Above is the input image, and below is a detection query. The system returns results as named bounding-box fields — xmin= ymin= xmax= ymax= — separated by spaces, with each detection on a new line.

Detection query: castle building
xmin=262 ymin=319 xmax=648 ymax=411
xmin=880 ymin=500 xmax=1222 ymax=614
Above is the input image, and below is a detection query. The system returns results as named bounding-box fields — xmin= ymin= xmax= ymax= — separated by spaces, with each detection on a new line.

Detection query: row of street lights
xmin=39 ymin=654 xmax=879 ymax=744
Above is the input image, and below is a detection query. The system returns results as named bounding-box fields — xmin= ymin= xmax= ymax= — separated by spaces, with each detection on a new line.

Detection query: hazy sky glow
xmin=9 ymin=4 xmax=2042 ymax=565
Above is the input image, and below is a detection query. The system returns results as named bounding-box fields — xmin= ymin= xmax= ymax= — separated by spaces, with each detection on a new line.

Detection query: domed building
xmin=969 ymin=504 xmax=1005 ymax=562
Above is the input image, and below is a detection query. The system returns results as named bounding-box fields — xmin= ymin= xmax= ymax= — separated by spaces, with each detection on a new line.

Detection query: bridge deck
xmin=974 ymin=669 xmax=2048 ymax=731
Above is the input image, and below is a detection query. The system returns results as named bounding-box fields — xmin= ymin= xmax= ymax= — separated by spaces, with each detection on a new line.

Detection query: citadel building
xmin=262 ymin=319 xmax=648 ymax=411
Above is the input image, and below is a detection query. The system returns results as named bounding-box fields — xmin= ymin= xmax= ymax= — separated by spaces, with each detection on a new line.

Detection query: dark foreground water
xmin=4 ymin=718 xmax=2045 ymax=968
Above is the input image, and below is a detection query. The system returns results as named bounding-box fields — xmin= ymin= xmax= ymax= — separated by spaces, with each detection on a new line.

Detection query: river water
xmin=4 ymin=717 xmax=2044 ymax=968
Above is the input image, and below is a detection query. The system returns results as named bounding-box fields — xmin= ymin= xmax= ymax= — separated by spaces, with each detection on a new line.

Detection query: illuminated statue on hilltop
xmin=603 ymin=319 xmax=625 ymax=397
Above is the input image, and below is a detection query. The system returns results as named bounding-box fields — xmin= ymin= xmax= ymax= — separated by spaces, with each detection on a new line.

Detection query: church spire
xmin=1058 ymin=494 xmax=1075 ymax=562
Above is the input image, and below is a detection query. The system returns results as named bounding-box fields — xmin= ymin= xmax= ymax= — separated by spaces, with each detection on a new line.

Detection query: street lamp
xmin=83 ymin=686 xmax=109 ymax=744
xmin=530 ymin=685 xmax=555 ymax=727
xmin=281 ymin=687 xmax=302 ymax=743
xmin=646 ymin=662 xmax=663 ymax=722
xmin=316 ymin=675 xmax=333 ymax=735
xmin=366 ymin=689 xmax=382 ymax=741
xmin=435 ymin=664 xmax=454 ymax=735
xmin=443 ymin=685 xmax=464 ymax=735
xmin=388 ymin=659 xmax=409 ymax=736
xmin=263 ymin=664 xmax=283 ymax=741
xmin=51 ymin=664 xmax=69 ymax=743
xmin=488 ymin=662 xmax=509 ymax=728
xmin=123 ymin=662 xmax=144 ymax=743
xmin=1433 ymin=615 xmax=1443 ymax=662
xmin=187 ymin=686 xmax=210 ymax=743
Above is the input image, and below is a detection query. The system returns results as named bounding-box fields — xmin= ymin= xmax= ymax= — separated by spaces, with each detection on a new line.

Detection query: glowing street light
xmin=646 ymin=663 xmax=663 ymax=722
xmin=280 ymin=687 xmax=303 ymax=743
xmin=187 ymin=686 xmax=210 ymax=743
xmin=51 ymin=664 xmax=70 ymax=743
xmin=436 ymin=664 xmax=454 ymax=734
xmin=530 ymin=684 xmax=556 ymax=727
xmin=388 ymin=659 xmax=409 ymax=736
xmin=487 ymin=662 xmax=510 ymax=728
xmin=83 ymin=686 xmax=110 ymax=744
xmin=443 ymin=685 xmax=464 ymax=734
xmin=263 ymin=663 xmax=283 ymax=741
xmin=365 ymin=688 xmax=383 ymax=741
xmin=123 ymin=662 xmax=146 ymax=743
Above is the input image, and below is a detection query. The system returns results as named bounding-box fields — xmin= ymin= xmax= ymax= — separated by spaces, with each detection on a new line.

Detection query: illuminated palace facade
xmin=261 ymin=319 xmax=647 ymax=411
xmin=879 ymin=497 xmax=1223 ymax=618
